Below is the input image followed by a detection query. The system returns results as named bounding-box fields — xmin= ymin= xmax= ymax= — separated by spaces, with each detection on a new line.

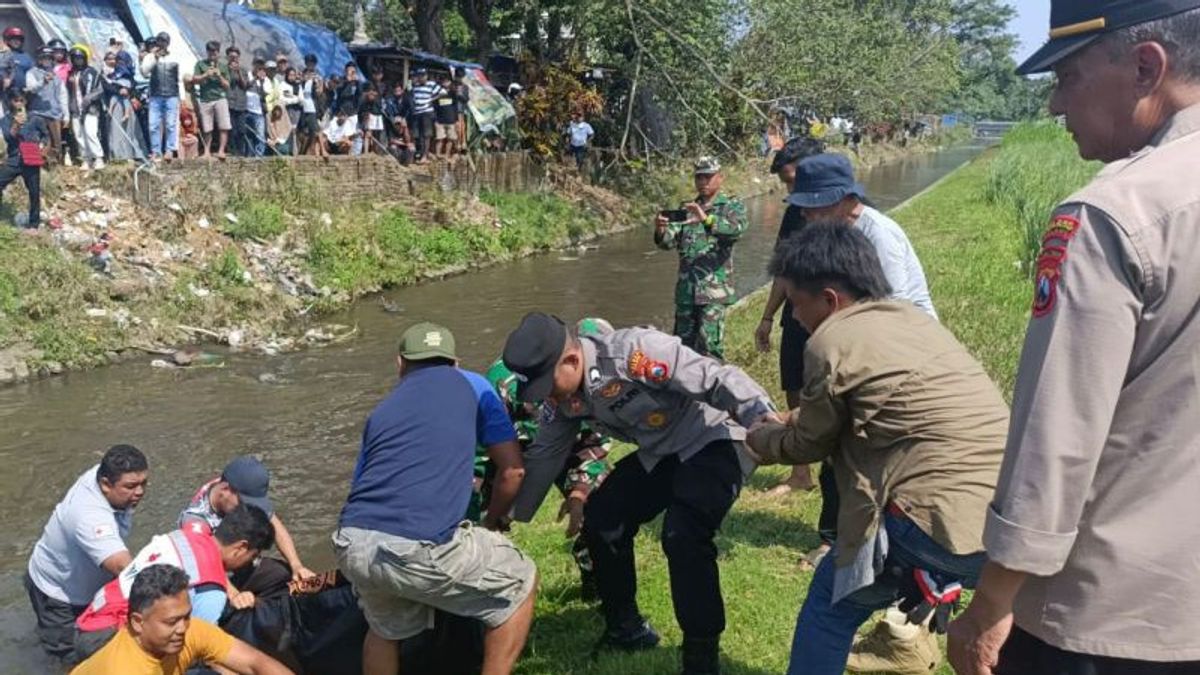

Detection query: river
xmin=0 ymin=144 xmax=984 ymax=670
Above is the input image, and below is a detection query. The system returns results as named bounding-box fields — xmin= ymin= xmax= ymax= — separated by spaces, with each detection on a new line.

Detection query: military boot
xmin=846 ymin=609 xmax=941 ymax=675
xmin=680 ymin=635 xmax=720 ymax=675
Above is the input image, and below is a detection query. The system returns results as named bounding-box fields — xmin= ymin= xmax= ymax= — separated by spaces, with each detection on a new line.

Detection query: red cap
xmin=3 ymin=27 xmax=25 ymax=39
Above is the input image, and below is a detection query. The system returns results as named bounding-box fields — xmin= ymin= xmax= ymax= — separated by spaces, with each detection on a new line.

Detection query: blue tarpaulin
xmin=126 ymin=0 xmax=353 ymax=78
xmin=22 ymin=0 xmax=139 ymax=61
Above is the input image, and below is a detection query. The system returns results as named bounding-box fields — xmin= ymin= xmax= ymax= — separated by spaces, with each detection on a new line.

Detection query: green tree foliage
xmin=732 ymin=0 xmax=962 ymax=123
xmin=941 ymin=0 xmax=1051 ymax=119
xmin=287 ymin=0 xmax=1048 ymax=149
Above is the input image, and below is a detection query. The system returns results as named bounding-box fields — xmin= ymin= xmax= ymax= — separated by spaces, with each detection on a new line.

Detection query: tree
xmin=733 ymin=0 xmax=961 ymax=123
xmin=941 ymin=0 xmax=1049 ymax=119
xmin=410 ymin=0 xmax=448 ymax=53
xmin=459 ymin=0 xmax=497 ymax=57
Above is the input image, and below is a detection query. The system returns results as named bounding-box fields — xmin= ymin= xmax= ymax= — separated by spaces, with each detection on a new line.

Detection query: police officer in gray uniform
xmin=948 ymin=1 xmax=1200 ymax=674
xmin=502 ymin=313 xmax=777 ymax=675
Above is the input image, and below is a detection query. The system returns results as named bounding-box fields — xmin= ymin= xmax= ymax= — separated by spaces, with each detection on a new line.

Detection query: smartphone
xmin=660 ymin=209 xmax=689 ymax=222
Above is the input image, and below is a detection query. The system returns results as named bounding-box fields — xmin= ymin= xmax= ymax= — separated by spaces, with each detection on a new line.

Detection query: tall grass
xmin=983 ymin=122 xmax=1099 ymax=275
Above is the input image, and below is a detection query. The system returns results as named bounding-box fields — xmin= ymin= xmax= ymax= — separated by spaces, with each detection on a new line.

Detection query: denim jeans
xmin=147 ymin=96 xmax=179 ymax=157
xmin=786 ymin=512 xmax=985 ymax=675
xmin=244 ymin=112 xmax=265 ymax=157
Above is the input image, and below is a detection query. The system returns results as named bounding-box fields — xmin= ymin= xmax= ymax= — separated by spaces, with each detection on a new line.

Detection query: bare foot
xmin=765 ymin=483 xmax=797 ymax=498
xmin=798 ymin=543 xmax=831 ymax=571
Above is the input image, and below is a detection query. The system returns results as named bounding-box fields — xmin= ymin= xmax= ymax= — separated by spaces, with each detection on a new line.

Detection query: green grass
xmin=507 ymin=134 xmax=1090 ymax=673
xmin=306 ymin=192 xmax=607 ymax=298
xmin=982 ymin=122 xmax=1099 ymax=276
xmin=226 ymin=198 xmax=287 ymax=241
xmin=0 ymin=227 xmax=122 ymax=367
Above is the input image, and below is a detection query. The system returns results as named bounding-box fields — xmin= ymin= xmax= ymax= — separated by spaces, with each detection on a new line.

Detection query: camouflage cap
xmin=694 ymin=156 xmax=721 ymax=175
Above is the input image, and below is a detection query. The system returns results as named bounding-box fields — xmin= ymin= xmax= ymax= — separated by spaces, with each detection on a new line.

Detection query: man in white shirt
xmin=565 ymin=111 xmax=594 ymax=170
xmin=25 ymin=445 xmax=148 ymax=661
xmin=787 ymin=153 xmax=937 ymax=319
xmin=322 ymin=105 xmax=359 ymax=155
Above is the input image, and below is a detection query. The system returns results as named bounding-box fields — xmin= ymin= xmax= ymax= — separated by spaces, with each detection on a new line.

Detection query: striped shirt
xmin=410 ymin=82 xmax=444 ymax=115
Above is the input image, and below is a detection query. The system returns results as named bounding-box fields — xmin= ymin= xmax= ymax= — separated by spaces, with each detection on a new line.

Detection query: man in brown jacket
xmin=949 ymin=3 xmax=1200 ymax=674
xmin=746 ymin=222 xmax=1008 ymax=675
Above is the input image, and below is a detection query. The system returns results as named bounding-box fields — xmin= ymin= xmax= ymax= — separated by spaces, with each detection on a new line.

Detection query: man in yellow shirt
xmin=72 ymin=564 xmax=291 ymax=675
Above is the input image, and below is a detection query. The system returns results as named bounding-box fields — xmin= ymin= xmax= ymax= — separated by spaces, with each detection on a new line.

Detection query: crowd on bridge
xmin=17 ymin=1 xmax=1200 ymax=674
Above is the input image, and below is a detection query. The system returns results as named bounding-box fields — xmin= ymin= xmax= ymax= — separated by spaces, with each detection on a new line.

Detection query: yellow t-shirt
xmin=71 ymin=619 xmax=235 ymax=675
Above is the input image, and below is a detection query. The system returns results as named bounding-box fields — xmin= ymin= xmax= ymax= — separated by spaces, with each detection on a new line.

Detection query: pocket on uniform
xmin=610 ymin=390 xmax=663 ymax=429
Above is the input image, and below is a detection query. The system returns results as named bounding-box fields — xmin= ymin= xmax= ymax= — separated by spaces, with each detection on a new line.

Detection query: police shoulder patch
xmin=1032 ymin=214 xmax=1082 ymax=318
xmin=628 ymin=350 xmax=670 ymax=383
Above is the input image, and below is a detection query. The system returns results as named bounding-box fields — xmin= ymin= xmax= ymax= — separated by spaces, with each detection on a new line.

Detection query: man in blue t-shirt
xmin=334 ymin=322 xmax=537 ymax=675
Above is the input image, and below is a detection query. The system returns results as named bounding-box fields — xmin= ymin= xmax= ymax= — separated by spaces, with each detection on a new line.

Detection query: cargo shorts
xmin=332 ymin=522 xmax=537 ymax=640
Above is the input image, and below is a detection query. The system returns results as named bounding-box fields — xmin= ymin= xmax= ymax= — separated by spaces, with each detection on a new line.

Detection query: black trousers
xmin=997 ymin=626 xmax=1200 ymax=675
xmin=582 ymin=440 xmax=743 ymax=639
xmin=24 ymin=572 xmax=86 ymax=661
xmin=412 ymin=112 xmax=435 ymax=158
xmin=0 ymin=163 xmax=41 ymax=226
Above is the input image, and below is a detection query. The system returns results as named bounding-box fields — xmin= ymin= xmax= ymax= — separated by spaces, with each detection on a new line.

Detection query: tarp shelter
xmin=1 ymin=0 xmax=351 ymax=77
xmin=130 ymin=0 xmax=353 ymax=81
xmin=350 ymin=43 xmax=516 ymax=135
xmin=4 ymin=0 xmax=139 ymax=59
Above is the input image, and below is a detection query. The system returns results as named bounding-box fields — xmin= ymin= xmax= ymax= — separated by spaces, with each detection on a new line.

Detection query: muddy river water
xmin=0 ymin=144 xmax=983 ymax=670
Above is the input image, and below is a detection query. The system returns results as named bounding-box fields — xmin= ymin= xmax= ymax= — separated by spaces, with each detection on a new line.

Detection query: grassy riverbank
xmin=506 ymin=123 xmax=1096 ymax=674
xmin=0 ymin=131 xmax=960 ymax=385
xmin=0 ymin=165 xmax=628 ymax=383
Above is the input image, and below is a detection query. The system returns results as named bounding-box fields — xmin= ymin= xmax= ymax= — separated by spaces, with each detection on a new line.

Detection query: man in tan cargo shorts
xmin=334 ymin=322 xmax=536 ymax=675
xmin=190 ymin=40 xmax=231 ymax=158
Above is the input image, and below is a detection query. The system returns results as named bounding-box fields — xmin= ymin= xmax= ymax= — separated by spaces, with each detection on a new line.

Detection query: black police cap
xmin=502 ymin=312 xmax=567 ymax=403
xmin=1018 ymin=0 xmax=1200 ymax=75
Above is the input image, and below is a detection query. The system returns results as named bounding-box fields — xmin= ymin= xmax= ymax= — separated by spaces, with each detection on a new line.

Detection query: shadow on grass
xmin=718 ymin=508 xmax=820 ymax=552
xmin=524 ymin=600 xmax=779 ymax=675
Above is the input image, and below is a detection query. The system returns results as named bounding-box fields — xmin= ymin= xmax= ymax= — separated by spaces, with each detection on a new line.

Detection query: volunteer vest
xmin=76 ymin=527 xmax=226 ymax=632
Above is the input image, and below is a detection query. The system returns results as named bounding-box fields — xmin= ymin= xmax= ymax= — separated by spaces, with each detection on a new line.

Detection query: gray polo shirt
xmin=27 ymin=464 xmax=134 ymax=605
xmin=855 ymin=206 xmax=938 ymax=320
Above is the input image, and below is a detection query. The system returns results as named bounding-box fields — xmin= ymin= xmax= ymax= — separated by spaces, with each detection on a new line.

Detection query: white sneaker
xmin=92 ymin=159 xmax=105 ymax=170
xmin=64 ymin=155 xmax=74 ymax=167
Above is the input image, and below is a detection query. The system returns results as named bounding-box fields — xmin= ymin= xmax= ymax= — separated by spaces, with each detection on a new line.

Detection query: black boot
xmin=595 ymin=616 xmax=661 ymax=653
xmin=681 ymin=635 xmax=720 ymax=675
xmin=579 ymin=568 xmax=599 ymax=602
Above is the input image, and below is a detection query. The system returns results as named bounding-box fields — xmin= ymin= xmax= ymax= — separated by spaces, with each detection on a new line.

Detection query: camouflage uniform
xmin=470 ymin=319 xmax=614 ymax=589
xmin=655 ymin=190 xmax=747 ymax=361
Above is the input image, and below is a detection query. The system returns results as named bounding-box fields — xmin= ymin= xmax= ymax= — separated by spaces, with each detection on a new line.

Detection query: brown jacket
xmin=749 ymin=301 xmax=1008 ymax=574
xmin=985 ymin=103 xmax=1200 ymax=661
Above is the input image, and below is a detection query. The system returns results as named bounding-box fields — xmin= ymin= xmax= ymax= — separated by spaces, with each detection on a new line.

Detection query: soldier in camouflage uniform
xmin=469 ymin=318 xmax=614 ymax=599
xmin=654 ymin=156 xmax=748 ymax=360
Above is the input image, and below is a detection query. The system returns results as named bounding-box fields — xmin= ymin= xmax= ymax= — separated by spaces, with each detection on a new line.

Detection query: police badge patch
xmin=1032 ymin=214 xmax=1081 ymax=318
xmin=628 ymin=351 xmax=670 ymax=383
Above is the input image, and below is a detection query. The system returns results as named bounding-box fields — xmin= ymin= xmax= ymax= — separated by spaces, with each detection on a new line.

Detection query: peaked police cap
xmin=1018 ymin=0 xmax=1200 ymax=75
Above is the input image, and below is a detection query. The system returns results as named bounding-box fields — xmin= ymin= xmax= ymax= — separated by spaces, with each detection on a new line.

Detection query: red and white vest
xmin=76 ymin=524 xmax=227 ymax=632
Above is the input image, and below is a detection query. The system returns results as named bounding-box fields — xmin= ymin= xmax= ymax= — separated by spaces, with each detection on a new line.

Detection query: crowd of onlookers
xmin=0 ymin=27 xmax=474 ymax=169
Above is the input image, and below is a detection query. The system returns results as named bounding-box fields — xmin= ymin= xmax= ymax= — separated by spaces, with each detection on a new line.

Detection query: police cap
xmin=1018 ymin=0 xmax=1200 ymax=75
xmin=502 ymin=312 xmax=567 ymax=403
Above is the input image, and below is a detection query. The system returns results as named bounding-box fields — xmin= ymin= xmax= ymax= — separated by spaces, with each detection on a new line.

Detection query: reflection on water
xmin=0 ymin=145 xmax=982 ymax=670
